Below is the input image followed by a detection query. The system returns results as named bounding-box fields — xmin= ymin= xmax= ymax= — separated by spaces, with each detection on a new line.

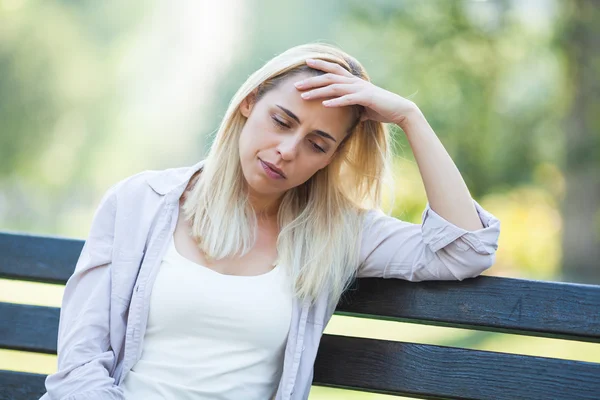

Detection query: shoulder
xmin=103 ymin=161 xmax=205 ymax=212
xmin=361 ymin=207 xmax=389 ymax=229
xmin=109 ymin=169 xmax=159 ymax=201
xmin=359 ymin=207 xmax=416 ymax=244
xmin=109 ymin=162 xmax=200 ymax=200
xmin=98 ymin=167 xmax=173 ymax=214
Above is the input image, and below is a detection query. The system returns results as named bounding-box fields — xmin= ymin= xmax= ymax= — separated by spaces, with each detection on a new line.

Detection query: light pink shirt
xmin=40 ymin=159 xmax=500 ymax=400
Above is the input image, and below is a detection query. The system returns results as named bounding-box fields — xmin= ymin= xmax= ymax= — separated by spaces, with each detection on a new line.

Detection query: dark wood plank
xmin=2 ymin=232 xmax=599 ymax=342
xmin=0 ymin=302 xmax=59 ymax=354
xmin=0 ymin=231 xmax=83 ymax=285
xmin=0 ymin=370 xmax=47 ymax=400
xmin=337 ymin=276 xmax=600 ymax=343
xmin=314 ymin=334 xmax=600 ymax=400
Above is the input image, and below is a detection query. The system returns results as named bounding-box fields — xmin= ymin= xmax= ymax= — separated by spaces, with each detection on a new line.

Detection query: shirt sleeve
xmin=357 ymin=198 xmax=500 ymax=281
xmin=40 ymin=185 xmax=125 ymax=400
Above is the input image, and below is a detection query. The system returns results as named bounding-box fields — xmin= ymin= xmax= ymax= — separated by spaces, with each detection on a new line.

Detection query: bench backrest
xmin=1 ymin=232 xmax=599 ymax=399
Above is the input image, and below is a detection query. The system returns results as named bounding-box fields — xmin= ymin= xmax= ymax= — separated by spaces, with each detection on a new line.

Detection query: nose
xmin=276 ymin=134 xmax=302 ymax=161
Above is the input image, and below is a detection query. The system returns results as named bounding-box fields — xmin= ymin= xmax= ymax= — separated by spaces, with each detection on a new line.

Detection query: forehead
xmin=261 ymin=72 xmax=356 ymax=137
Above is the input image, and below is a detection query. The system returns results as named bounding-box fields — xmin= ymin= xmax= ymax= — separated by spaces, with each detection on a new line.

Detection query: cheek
xmin=292 ymin=160 xmax=326 ymax=183
xmin=239 ymin=125 xmax=259 ymax=155
xmin=240 ymin=120 xmax=274 ymax=152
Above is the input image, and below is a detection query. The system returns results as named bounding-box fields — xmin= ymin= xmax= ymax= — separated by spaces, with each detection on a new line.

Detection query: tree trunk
xmin=560 ymin=0 xmax=600 ymax=284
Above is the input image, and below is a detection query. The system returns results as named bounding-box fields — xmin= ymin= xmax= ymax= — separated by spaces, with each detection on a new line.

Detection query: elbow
xmin=454 ymin=252 xmax=496 ymax=281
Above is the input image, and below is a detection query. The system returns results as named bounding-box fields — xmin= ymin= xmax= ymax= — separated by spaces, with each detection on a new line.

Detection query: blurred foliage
xmin=335 ymin=0 xmax=566 ymax=198
xmin=0 ymin=0 xmax=574 ymax=282
xmin=0 ymin=0 xmax=148 ymax=235
xmin=0 ymin=1 xmax=144 ymax=177
xmin=331 ymin=0 xmax=572 ymax=281
xmin=555 ymin=0 xmax=600 ymax=283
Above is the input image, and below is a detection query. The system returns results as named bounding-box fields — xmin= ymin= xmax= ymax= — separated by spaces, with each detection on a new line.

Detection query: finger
xmin=306 ymin=58 xmax=354 ymax=78
xmin=300 ymin=83 xmax=356 ymax=101
xmin=322 ymin=93 xmax=363 ymax=107
xmin=294 ymin=73 xmax=353 ymax=90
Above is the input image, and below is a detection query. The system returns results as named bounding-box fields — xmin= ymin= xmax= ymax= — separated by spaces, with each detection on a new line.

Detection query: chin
xmin=243 ymin=170 xmax=281 ymax=195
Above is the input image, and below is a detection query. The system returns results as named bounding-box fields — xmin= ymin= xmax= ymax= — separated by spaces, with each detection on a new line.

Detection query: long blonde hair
xmin=183 ymin=42 xmax=392 ymax=308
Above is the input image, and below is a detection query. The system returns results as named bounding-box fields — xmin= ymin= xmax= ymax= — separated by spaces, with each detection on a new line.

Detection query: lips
xmin=260 ymin=159 xmax=286 ymax=179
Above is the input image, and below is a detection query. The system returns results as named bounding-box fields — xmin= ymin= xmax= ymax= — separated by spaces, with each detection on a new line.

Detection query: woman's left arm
xmin=398 ymin=108 xmax=484 ymax=230
xmin=297 ymin=58 xmax=500 ymax=280
xmin=298 ymin=58 xmax=484 ymax=229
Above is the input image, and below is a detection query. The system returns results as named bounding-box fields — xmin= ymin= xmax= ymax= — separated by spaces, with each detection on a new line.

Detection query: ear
xmin=240 ymin=89 xmax=258 ymax=118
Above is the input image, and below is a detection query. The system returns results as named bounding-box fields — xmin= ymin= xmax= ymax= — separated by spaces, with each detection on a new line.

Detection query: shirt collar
xmin=145 ymin=159 xmax=206 ymax=196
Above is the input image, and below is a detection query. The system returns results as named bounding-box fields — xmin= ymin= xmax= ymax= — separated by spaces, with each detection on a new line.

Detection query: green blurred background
xmin=1 ymin=0 xmax=599 ymax=398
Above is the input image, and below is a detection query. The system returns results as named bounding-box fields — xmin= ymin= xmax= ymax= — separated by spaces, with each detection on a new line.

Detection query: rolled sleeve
xmin=421 ymin=198 xmax=500 ymax=254
xmin=358 ymin=198 xmax=500 ymax=281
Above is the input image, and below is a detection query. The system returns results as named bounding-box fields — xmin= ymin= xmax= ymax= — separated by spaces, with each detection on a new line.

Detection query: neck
xmin=247 ymin=189 xmax=283 ymax=220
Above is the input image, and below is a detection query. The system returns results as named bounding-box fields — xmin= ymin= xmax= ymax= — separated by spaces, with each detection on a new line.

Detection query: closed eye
xmin=310 ymin=141 xmax=326 ymax=153
xmin=272 ymin=115 xmax=327 ymax=153
xmin=272 ymin=116 xmax=289 ymax=129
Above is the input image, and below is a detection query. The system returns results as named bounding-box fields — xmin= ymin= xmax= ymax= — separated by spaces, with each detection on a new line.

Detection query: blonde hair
xmin=182 ymin=42 xmax=392 ymax=309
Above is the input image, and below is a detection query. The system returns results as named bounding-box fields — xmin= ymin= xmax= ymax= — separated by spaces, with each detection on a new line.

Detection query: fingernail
xmin=301 ymin=92 xmax=310 ymax=99
xmin=294 ymin=81 xmax=304 ymax=88
xmin=306 ymin=58 xmax=315 ymax=64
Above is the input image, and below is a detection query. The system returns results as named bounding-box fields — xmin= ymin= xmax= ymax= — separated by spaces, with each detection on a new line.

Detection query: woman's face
xmin=238 ymin=72 xmax=355 ymax=197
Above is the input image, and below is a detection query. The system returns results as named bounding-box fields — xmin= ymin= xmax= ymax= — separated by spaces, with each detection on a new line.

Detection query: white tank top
xmin=120 ymin=235 xmax=293 ymax=400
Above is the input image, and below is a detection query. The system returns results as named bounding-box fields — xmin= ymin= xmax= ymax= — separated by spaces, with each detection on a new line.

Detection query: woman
xmin=41 ymin=42 xmax=500 ymax=400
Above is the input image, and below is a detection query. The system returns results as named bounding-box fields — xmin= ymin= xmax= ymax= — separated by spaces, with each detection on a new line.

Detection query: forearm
xmin=396 ymin=106 xmax=484 ymax=231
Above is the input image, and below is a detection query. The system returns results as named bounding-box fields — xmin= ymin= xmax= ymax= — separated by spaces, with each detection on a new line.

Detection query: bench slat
xmin=2 ymin=336 xmax=599 ymax=400
xmin=0 ymin=302 xmax=59 ymax=354
xmin=337 ymin=276 xmax=600 ymax=343
xmin=0 ymin=370 xmax=47 ymax=400
xmin=1 ymin=232 xmax=599 ymax=343
xmin=314 ymin=334 xmax=600 ymax=400
xmin=0 ymin=232 xmax=83 ymax=285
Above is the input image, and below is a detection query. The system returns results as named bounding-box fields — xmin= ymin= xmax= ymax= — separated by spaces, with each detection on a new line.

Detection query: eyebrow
xmin=276 ymin=105 xmax=337 ymax=143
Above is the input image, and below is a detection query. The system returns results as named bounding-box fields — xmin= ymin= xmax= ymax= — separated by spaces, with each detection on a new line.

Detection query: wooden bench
xmin=1 ymin=231 xmax=599 ymax=399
